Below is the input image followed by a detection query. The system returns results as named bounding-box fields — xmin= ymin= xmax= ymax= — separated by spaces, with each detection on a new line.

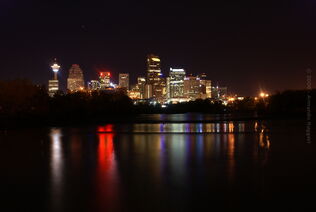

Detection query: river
xmin=0 ymin=115 xmax=315 ymax=211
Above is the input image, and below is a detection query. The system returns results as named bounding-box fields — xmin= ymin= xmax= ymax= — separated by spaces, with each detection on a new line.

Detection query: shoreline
xmin=0 ymin=113 xmax=307 ymax=129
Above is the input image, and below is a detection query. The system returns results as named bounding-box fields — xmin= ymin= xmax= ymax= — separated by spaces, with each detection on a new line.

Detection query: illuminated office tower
xmin=99 ymin=72 xmax=111 ymax=89
xmin=146 ymin=54 xmax=161 ymax=84
xmin=137 ymin=77 xmax=146 ymax=98
xmin=144 ymin=84 xmax=153 ymax=99
xmin=198 ymin=73 xmax=207 ymax=95
xmin=184 ymin=75 xmax=201 ymax=100
xmin=146 ymin=54 xmax=165 ymax=101
xmin=206 ymin=80 xmax=212 ymax=98
xmin=119 ymin=73 xmax=129 ymax=89
xmin=67 ymin=64 xmax=85 ymax=92
xmin=48 ymin=59 xmax=60 ymax=97
xmin=166 ymin=77 xmax=170 ymax=99
xmin=153 ymin=78 xmax=166 ymax=102
xmin=169 ymin=68 xmax=186 ymax=98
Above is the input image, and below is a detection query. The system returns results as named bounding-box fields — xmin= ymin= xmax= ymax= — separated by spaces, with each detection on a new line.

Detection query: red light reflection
xmin=96 ymin=125 xmax=119 ymax=211
xmin=98 ymin=124 xmax=113 ymax=133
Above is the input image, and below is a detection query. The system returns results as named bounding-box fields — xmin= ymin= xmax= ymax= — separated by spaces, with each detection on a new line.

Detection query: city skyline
xmin=19 ymin=52 xmax=316 ymax=97
xmin=47 ymin=55 xmax=231 ymax=104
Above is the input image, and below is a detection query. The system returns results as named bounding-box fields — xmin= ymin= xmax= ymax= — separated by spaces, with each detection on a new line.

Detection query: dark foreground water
xmin=0 ymin=116 xmax=315 ymax=211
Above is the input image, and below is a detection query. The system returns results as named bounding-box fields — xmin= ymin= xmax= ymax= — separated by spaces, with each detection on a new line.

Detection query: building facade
xmin=169 ymin=68 xmax=186 ymax=98
xmin=48 ymin=80 xmax=59 ymax=97
xmin=88 ymin=80 xmax=101 ymax=90
xmin=137 ymin=77 xmax=146 ymax=99
xmin=144 ymin=84 xmax=153 ymax=99
xmin=218 ymin=87 xmax=228 ymax=99
xmin=184 ymin=75 xmax=201 ymax=100
xmin=211 ymin=86 xmax=227 ymax=100
xmin=67 ymin=64 xmax=85 ymax=92
xmin=198 ymin=73 xmax=207 ymax=96
xmin=205 ymin=80 xmax=212 ymax=98
xmin=119 ymin=73 xmax=129 ymax=89
xmin=99 ymin=72 xmax=111 ymax=89
xmin=146 ymin=54 xmax=165 ymax=102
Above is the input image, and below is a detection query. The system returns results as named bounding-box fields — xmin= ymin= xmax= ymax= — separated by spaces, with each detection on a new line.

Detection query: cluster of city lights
xmin=47 ymin=58 xmax=271 ymax=105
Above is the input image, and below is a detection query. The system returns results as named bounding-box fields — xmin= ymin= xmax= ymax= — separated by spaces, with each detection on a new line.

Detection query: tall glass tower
xmin=146 ymin=54 xmax=161 ymax=85
xmin=169 ymin=68 xmax=186 ymax=98
xmin=146 ymin=54 xmax=165 ymax=101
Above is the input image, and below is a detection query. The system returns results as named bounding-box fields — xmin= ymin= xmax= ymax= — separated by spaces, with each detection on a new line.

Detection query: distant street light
xmin=259 ymin=92 xmax=269 ymax=98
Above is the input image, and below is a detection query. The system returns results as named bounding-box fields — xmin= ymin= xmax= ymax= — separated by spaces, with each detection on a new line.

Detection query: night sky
xmin=0 ymin=0 xmax=315 ymax=96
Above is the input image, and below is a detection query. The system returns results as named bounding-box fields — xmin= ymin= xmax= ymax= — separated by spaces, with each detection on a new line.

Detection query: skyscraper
xmin=146 ymin=54 xmax=161 ymax=85
xmin=137 ymin=77 xmax=146 ymax=99
xmin=206 ymin=80 xmax=212 ymax=98
xmin=67 ymin=64 xmax=85 ymax=92
xmin=48 ymin=59 xmax=60 ymax=97
xmin=184 ymin=75 xmax=201 ymax=100
xmin=99 ymin=72 xmax=111 ymax=89
xmin=166 ymin=77 xmax=170 ymax=99
xmin=198 ymin=73 xmax=207 ymax=95
xmin=169 ymin=68 xmax=186 ymax=98
xmin=144 ymin=84 xmax=153 ymax=99
xmin=146 ymin=54 xmax=165 ymax=102
xmin=119 ymin=73 xmax=129 ymax=89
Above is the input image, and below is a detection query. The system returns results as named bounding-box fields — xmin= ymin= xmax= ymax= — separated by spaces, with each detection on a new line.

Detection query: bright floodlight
xmin=51 ymin=63 xmax=60 ymax=73
xmin=259 ymin=92 xmax=269 ymax=98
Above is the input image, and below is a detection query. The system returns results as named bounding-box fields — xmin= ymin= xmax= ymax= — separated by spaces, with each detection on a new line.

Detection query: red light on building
xmin=99 ymin=72 xmax=111 ymax=78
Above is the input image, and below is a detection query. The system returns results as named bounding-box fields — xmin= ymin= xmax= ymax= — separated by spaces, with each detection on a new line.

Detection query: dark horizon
xmin=1 ymin=0 xmax=315 ymax=96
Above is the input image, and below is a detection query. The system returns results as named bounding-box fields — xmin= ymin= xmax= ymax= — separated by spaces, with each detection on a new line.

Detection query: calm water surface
xmin=0 ymin=116 xmax=315 ymax=211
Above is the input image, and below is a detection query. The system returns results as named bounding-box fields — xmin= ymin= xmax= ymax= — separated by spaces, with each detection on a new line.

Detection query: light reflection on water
xmin=96 ymin=126 xmax=119 ymax=211
xmin=101 ymin=122 xmax=256 ymax=134
xmin=49 ymin=128 xmax=64 ymax=212
xmin=48 ymin=121 xmax=271 ymax=211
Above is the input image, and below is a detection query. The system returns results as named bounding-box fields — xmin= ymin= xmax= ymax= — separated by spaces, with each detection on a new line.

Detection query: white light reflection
xmin=223 ymin=123 xmax=227 ymax=133
xmin=216 ymin=123 xmax=221 ymax=133
xmin=50 ymin=128 xmax=64 ymax=212
xmin=170 ymin=135 xmax=186 ymax=187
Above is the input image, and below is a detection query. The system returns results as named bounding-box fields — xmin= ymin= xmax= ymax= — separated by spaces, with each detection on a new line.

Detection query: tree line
xmin=0 ymin=79 xmax=314 ymax=125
